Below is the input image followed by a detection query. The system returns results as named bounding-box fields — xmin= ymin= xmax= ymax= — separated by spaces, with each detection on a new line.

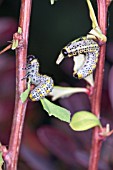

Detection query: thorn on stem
xmin=0 ymin=44 xmax=12 ymax=55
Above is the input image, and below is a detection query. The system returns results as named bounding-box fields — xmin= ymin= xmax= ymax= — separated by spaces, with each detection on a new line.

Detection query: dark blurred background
xmin=0 ymin=0 xmax=113 ymax=169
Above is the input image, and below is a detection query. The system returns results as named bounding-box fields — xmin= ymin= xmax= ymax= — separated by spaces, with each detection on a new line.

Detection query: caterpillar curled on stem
xmin=58 ymin=37 xmax=100 ymax=79
xmin=23 ymin=55 xmax=54 ymax=101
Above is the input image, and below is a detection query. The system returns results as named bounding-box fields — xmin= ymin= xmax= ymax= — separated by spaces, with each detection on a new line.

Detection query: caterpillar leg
xmin=22 ymin=65 xmax=34 ymax=80
xmin=29 ymin=76 xmax=54 ymax=101
xmin=21 ymin=73 xmax=30 ymax=80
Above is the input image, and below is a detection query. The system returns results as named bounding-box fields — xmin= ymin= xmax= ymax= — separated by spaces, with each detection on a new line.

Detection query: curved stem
xmin=6 ymin=0 xmax=32 ymax=169
xmin=88 ymin=1 xmax=108 ymax=170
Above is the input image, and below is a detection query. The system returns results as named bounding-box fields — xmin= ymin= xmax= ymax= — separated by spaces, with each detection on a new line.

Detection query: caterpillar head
xmin=61 ymin=47 xmax=74 ymax=58
xmin=56 ymin=47 xmax=73 ymax=64
xmin=27 ymin=55 xmax=39 ymax=65
xmin=56 ymin=42 xmax=79 ymax=64
xmin=62 ymin=39 xmax=86 ymax=58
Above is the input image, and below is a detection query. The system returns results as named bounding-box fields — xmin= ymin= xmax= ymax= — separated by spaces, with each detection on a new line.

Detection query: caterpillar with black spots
xmin=57 ymin=37 xmax=100 ymax=79
xmin=23 ymin=55 xmax=54 ymax=101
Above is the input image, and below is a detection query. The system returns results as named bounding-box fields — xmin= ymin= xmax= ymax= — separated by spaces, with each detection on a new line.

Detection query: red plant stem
xmin=6 ymin=0 xmax=32 ymax=169
xmin=88 ymin=1 xmax=108 ymax=170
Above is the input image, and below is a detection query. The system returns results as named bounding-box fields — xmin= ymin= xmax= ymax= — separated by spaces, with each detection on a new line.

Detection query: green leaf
xmin=86 ymin=0 xmax=99 ymax=29
xmin=0 ymin=152 xmax=3 ymax=170
xmin=18 ymin=27 xmax=22 ymax=34
xmin=11 ymin=27 xmax=22 ymax=50
xmin=50 ymin=86 xmax=88 ymax=101
xmin=70 ymin=111 xmax=102 ymax=131
xmin=11 ymin=39 xmax=18 ymax=50
xmin=40 ymin=98 xmax=70 ymax=123
xmin=20 ymin=78 xmax=31 ymax=103
xmin=86 ymin=0 xmax=107 ymax=43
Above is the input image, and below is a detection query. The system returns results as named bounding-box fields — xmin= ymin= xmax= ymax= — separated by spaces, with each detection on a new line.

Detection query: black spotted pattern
xmin=61 ymin=38 xmax=100 ymax=79
xmin=24 ymin=55 xmax=54 ymax=101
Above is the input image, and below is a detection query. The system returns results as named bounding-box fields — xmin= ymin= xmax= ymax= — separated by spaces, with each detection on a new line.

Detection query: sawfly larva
xmin=23 ymin=55 xmax=54 ymax=101
xmin=57 ymin=37 xmax=100 ymax=79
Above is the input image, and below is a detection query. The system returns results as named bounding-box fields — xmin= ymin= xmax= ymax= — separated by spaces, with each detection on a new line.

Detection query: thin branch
xmin=0 ymin=44 xmax=11 ymax=55
xmin=5 ymin=0 xmax=32 ymax=169
xmin=88 ymin=0 xmax=108 ymax=170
